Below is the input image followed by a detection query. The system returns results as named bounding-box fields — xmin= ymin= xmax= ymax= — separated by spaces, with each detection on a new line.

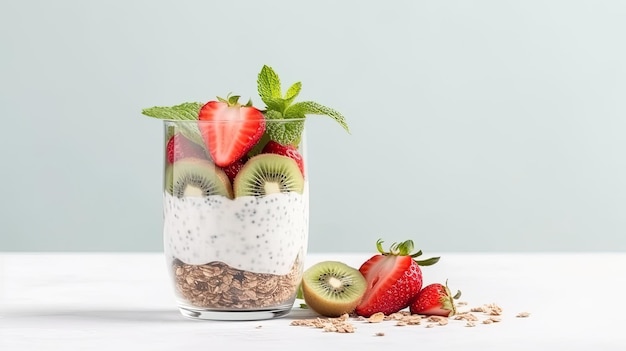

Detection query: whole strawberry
xmin=354 ymin=239 xmax=439 ymax=317
xmin=410 ymin=280 xmax=461 ymax=317
xmin=166 ymin=133 xmax=208 ymax=164
xmin=262 ymin=140 xmax=304 ymax=176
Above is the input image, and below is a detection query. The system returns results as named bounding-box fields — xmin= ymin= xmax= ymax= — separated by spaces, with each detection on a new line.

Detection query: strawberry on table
xmin=409 ymin=280 xmax=461 ymax=317
xmin=355 ymin=239 xmax=440 ymax=317
xmin=166 ymin=133 xmax=208 ymax=164
xmin=198 ymin=95 xmax=265 ymax=167
xmin=262 ymin=140 xmax=305 ymax=176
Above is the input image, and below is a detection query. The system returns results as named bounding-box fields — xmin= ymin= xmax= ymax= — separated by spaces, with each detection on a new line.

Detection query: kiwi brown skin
xmin=233 ymin=153 xmax=304 ymax=197
xmin=164 ymin=157 xmax=233 ymax=199
xmin=301 ymin=261 xmax=366 ymax=317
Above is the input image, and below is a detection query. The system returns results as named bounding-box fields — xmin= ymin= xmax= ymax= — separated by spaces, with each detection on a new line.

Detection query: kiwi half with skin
xmin=301 ymin=261 xmax=367 ymax=317
xmin=233 ymin=153 xmax=304 ymax=197
xmin=165 ymin=157 xmax=233 ymax=198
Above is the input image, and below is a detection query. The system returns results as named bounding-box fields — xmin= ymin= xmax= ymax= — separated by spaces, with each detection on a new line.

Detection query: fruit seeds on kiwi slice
xmin=233 ymin=153 xmax=304 ymax=197
xmin=164 ymin=157 xmax=233 ymax=198
xmin=301 ymin=261 xmax=367 ymax=317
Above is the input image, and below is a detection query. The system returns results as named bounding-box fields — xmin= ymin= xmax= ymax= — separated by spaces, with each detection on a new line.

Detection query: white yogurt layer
xmin=163 ymin=183 xmax=309 ymax=275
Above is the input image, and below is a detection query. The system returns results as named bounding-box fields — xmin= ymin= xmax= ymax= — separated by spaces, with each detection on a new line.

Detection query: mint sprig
xmin=141 ymin=102 xmax=205 ymax=146
xmin=257 ymin=65 xmax=349 ymax=145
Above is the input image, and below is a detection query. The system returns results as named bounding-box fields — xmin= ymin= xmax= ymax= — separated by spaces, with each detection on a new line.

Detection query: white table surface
xmin=1 ymin=252 xmax=625 ymax=350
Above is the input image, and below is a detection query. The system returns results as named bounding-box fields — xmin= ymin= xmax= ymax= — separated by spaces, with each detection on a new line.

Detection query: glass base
xmin=178 ymin=305 xmax=293 ymax=321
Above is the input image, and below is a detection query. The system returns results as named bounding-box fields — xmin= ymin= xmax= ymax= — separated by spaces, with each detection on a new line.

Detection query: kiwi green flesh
xmin=301 ymin=261 xmax=366 ymax=317
xmin=164 ymin=158 xmax=233 ymax=199
xmin=234 ymin=154 xmax=304 ymax=197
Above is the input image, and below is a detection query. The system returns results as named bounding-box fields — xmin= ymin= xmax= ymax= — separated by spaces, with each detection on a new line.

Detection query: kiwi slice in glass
xmin=233 ymin=154 xmax=304 ymax=197
xmin=165 ymin=158 xmax=233 ymax=198
xmin=301 ymin=261 xmax=367 ymax=317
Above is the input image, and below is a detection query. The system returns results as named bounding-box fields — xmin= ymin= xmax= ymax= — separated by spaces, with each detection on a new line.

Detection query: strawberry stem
xmin=415 ymin=257 xmax=440 ymax=266
xmin=452 ymin=290 xmax=462 ymax=300
xmin=374 ymin=238 xmax=440 ymax=266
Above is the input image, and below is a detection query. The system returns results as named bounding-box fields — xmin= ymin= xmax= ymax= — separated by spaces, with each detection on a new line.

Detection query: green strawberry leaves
xmin=375 ymin=239 xmax=441 ymax=267
xmin=141 ymin=102 xmax=205 ymax=147
xmin=257 ymin=65 xmax=349 ymax=145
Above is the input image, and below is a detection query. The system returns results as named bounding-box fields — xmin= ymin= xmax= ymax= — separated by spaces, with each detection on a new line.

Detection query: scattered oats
xmin=427 ymin=316 xmax=446 ymax=323
xmin=374 ymin=332 xmax=385 ymax=337
xmin=471 ymin=303 xmax=503 ymax=316
xmin=403 ymin=315 xmax=422 ymax=325
xmin=368 ymin=312 xmax=385 ymax=323
xmin=396 ymin=321 xmax=408 ymax=326
xmin=425 ymin=324 xmax=435 ymax=328
xmin=387 ymin=312 xmax=405 ymax=320
xmin=466 ymin=321 xmax=476 ymax=327
xmin=335 ymin=323 xmax=356 ymax=333
xmin=488 ymin=317 xmax=501 ymax=323
xmin=322 ymin=322 xmax=355 ymax=333
xmin=438 ymin=318 xmax=449 ymax=326
xmin=337 ymin=314 xmax=350 ymax=322
xmin=454 ymin=312 xmax=478 ymax=321
xmin=457 ymin=301 xmax=468 ymax=306
xmin=290 ymin=320 xmax=310 ymax=326
xmin=482 ymin=319 xmax=493 ymax=324
xmin=516 ymin=312 xmax=530 ymax=318
xmin=291 ymin=315 xmax=356 ymax=333
xmin=356 ymin=316 xmax=367 ymax=321
xmin=486 ymin=303 xmax=503 ymax=316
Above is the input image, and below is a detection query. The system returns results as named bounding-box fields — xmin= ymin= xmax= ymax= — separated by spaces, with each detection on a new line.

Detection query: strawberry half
xmin=166 ymin=133 xmax=208 ymax=164
xmin=198 ymin=95 xmax=265 ymax=167
xmin=355 ymin=239 xmax=439 ymax=317
xmin=262 ymin=140 xmax=305 ymax=176
xmin=409 ymin=280 xmax=461 ymax=317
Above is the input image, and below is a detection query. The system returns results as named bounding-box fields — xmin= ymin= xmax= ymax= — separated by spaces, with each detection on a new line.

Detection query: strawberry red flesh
xmin=354 ymin=239 xmax=439 ymax=317
xmin=409 ymin=282 xmax=461 ymax=317
xmin=166 ymin=133 xmax=208 ymax=164
xmin=355 ymin=254 xmax=423 ymax=317
xmin=198 ymin=99 xmax=265 ymax=167
xmin=262 ymin=140 xmax=305 ymax=176
xmin=222 ymin=157 xmax=247 ymax=183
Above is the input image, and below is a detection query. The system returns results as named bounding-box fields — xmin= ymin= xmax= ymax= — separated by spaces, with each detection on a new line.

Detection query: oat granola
xmin=172 ymin=257 xmax=301 ymax=309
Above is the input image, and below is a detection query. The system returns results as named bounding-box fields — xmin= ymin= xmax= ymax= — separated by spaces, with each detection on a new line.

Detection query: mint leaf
xmin=264 ymin=110 xmax=304 ymax=145
xmin=141 ymin=102 xmax=205 ymax=146
xmin=284 ymin=82 xmax=302 ymax=105
xmin=264 ymin=97 xmax=287 ymax=114
xmin=257 ymin=65 xmax=282 ymax=106
xmin=141 ymin=102 xmax=202 ymax=121
xmin=285 ymin=101 xmax=350 ymax=133
xmin=255 ymin=65 xmax=349 ymax=144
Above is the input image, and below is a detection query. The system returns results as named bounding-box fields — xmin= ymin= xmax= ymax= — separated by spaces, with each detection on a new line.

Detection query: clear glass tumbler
xmin=162 ymin=119 xmax=309 ymax=320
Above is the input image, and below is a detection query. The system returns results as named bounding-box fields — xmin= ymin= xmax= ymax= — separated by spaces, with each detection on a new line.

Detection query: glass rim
xmin=161 ymin=118 xmax=307 ymax=123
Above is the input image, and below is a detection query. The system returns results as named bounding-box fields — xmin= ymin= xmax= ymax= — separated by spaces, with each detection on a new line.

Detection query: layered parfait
xmin=142 ymin=66 xmax=349 ymax=313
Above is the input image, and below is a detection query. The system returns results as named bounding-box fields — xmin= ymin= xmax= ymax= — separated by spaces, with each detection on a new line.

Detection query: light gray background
xmin=1 ymin=0 xmax=625 ymax=252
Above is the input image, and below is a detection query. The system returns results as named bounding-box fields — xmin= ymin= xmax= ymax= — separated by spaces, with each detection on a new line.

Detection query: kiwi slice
xmin=233 ymin=154 xmax=304 ymax=197
xmin=165 ymin=157 xmax=233 ymax=198
xmin=301 ymin=261 xmax=366 ymax=317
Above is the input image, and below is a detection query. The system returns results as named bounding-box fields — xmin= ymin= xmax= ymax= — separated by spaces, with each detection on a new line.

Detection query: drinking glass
xmin=162 ymin=119 xmax=309 ymax=320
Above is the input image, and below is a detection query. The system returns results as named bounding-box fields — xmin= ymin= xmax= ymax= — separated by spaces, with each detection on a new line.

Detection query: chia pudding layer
xmin=163 ymin=182 xmax=309 ymax=276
